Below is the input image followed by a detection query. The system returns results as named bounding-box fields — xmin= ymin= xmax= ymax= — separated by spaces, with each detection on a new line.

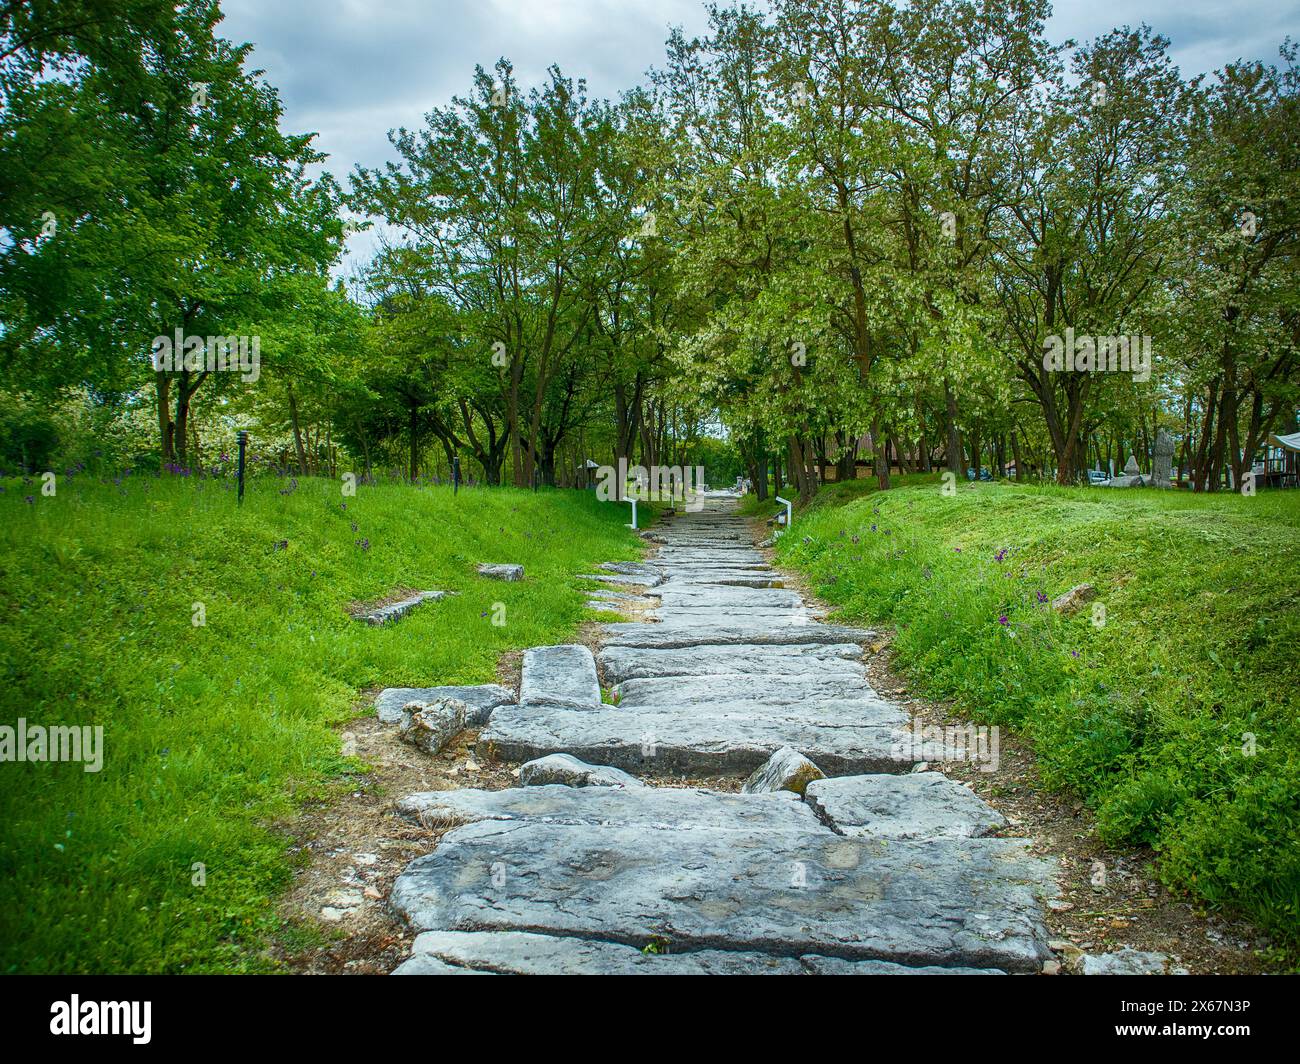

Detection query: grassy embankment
xmin=759 ymin=476 xmax=1299 ymax=958
xmin=0 ymin=474 xmax=644 ymax=973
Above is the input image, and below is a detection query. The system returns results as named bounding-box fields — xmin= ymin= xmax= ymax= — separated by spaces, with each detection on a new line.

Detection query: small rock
xmin=354 ymin=853 xmax=378 ymax=866
xmin=910 ymin=761 xmax=931 ymax=774
xmin=1080 ymin=948 xmax=1172 ymax=975
xmin=1051 ymin=583 xmax=1097 ymax=616
xmin=1041 ymin=960 xmax=1061 ymax=975
xmin=477 ymin=563 xmax=524 ymax=581
xmin=399 ymin=698 xmax=469 ymax=756
xmin=1048 ymin=899 xmax=1075 ymax=912
xmin=740 ymin=746 xmax=825 ymax=796
xmin=319 ymin=907 xmax=350 ymax=922
xmin=363 ymin=886 xmax=383 ymax=900
xmin=519 ymin=753 xmax=647 ymax=789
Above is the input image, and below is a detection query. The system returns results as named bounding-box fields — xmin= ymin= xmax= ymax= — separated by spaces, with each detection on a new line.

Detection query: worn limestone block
xmin=519 ymin=644 xmax=601 ymax=708
xmin=376 ymin=684 xmax=514 ymax=725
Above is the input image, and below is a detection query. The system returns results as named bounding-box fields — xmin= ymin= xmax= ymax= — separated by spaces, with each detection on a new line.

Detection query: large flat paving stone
xmin=611 ymin=674 xmax=887 ymax=707
xmin=375 ymin=684 xmax=515 ymax=725
xmin=519 ymin=644 xmax=600 ymax=708
xmin=600 ymin=622 xmax=874 ymax=650
xmin=806 ymin=772 xmax=1007 ymax=840
xmin=395 ymin=930 xmax=805 ymax=975
xmin=479 ymin=702 xmax=918 ymax=776
xmin=390 ymin=817 xmax=1055 ymax=971
xmin=396 ymin=784 xmax=821 ymax=833
xmin=799 ymin=955 xmax=1004 ymax=975
xmin=597 ymin=643 xmax=864 ymax=683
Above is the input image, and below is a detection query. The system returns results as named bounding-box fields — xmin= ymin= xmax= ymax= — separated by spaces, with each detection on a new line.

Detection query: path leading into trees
xmin=385 ymin=495 xmax=1057 ymax=974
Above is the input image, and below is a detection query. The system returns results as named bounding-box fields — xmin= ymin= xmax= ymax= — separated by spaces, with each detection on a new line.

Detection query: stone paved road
xmin=389 ymin=493 xmax=1057 ymax=974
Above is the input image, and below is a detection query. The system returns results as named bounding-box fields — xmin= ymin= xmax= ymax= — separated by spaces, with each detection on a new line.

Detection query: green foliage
xmin=0 ymin=476 xmax=645 ymax=972
xmin=777 ymin=480 xmax=1300 ymax=950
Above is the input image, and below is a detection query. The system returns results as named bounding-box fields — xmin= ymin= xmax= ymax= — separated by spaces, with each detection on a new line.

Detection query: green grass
xmin=776 ymin=477 xmax=1300 ymax=956
xmin=0 ymin=474 xmax=645 ymax=973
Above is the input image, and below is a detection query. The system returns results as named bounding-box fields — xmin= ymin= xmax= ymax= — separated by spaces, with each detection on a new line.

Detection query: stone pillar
xmin=1152 ymin=429 xmax=1174 ymax=487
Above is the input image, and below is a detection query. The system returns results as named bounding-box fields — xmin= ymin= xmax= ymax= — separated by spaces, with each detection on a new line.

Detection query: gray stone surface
xmin=391 ymin=817 xmax=1055 ymax=972
xmin=396 ymin=783 xmax=820 ymax=833
xmin=1080 ymin=948 xmax=1175 ymax=975
xmin=799 ymin=955 xmax=1004 ymax=975
xmin=398 ymin=698 xmax=468 ymax=756
xmin=597 ymin=643 xmax=863 ymax=683
xmin=519 ymin=644 xmax=601 ymax=708
xmin=805 ymin=772 xmax=1006 ymax=840
xmin=359 ymin=590 xmax=446 ymax=626
xmin=477 ymin=563 xmax=523 ymax=581
xmin=1152 ymin=429 xmax=1174 ymax=487
xmin=376 ymin=684 xmax=515 ymax=725
xmin=1051 ymin=583 xmax=1097 ymax=616
xmin=599 ymin=622 xmax=873 ymax=650
xmin=611 ymin=674 xmax=886 ymax=708
xmin=598 ymin=561 xmax=664 ymax=580
xmin=518 ymin=753 xmax=647 ymax=789
xmin=397 ymin=930 xmax=804 ymax=975
xmin=578 ymin=572 xmax=663 ymax=587
xmin=481 ymin=702 xmax=919 ymax=776
xmin=389 ymin=495 xmax=1056 ymax=977
xmin=742 ymin=746 xmax=826 ymax=796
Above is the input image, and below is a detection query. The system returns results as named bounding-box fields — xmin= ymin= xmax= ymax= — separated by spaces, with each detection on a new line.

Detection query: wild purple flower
xmin=24 ymin=495 xmax=34 ymax=505
xmin=870 ymin=524 xmax=877 ymax=532
xmin=954 ymin=547 xmax=962 ymax=553
xmin=998 ymin=614 xmax=1010 ymax=626
xmin=1036 ymin=590 xmax=1048 ymax=604
xmin=1070 ymin=650 xmax=1080 ymax=658
xmin=994 ymin=547 xmax=1008 ymax=562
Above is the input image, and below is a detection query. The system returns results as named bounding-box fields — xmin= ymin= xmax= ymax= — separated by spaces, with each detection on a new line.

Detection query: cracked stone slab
xmin=599 ymin=622 xmax=873 ymax=650
xmin=520 ymin=644 xmax=601 ymax=708
xmin=477 ymin=563 xmax=524 ymax=581
xmin=479 ymin=703 xmax=919 ymax=776
xmin=611 ymin=675 xmax=886 ymax=708
xmin=799 ymin=955 xmax=1005 ymax=975
xmin=396 ymin=783 xmax=821 ymax=833
xmin=804 ymin=773 xmax=1007 ymax=840
xmin=391 ymin=819 xmax=1055 ymax=972
xmin=647 ymin=586 xmax=804 ymax=607
xmin=578 ymin=572 xmax=663 ymax=587
xmin=646 ymin=607 xmax=822 ymax=627
xmin=376 ymin=684 xmax=515 ymax=725
xmin=395 ymin=930 xmax=804 ymax=975
xmin=597 ymin=643 xmax=864 ymax=683
xmin=598 ymin=562 xmax=664 ymax=579
xmin=358 ymin=590 xmax=447 ymax=626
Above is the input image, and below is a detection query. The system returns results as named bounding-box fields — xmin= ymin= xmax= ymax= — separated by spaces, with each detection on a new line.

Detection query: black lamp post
xmin=237 ymin=430 xmax=248 ymax=504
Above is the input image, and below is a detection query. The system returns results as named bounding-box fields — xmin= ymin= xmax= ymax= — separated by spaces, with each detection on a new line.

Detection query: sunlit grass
xmin=779 ymin=479 xmax=1300 ymax=956
xmin=0 ymin=474 xmax=643 ymax=972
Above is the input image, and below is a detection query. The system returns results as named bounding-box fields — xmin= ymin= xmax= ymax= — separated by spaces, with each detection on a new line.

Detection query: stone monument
xmin=1151 ymin=429 xmax=1174 ymax=487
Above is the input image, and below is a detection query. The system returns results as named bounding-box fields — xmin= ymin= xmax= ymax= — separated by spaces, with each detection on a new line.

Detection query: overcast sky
xmin=217 ymin=0 xmax=1297 ymax=272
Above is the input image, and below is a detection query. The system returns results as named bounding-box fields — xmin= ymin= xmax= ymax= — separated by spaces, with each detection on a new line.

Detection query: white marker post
xmin=627 ymin=497 xmax=638 ymax=530
xmin=774 ymin=495 xmax=792 ymax=536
